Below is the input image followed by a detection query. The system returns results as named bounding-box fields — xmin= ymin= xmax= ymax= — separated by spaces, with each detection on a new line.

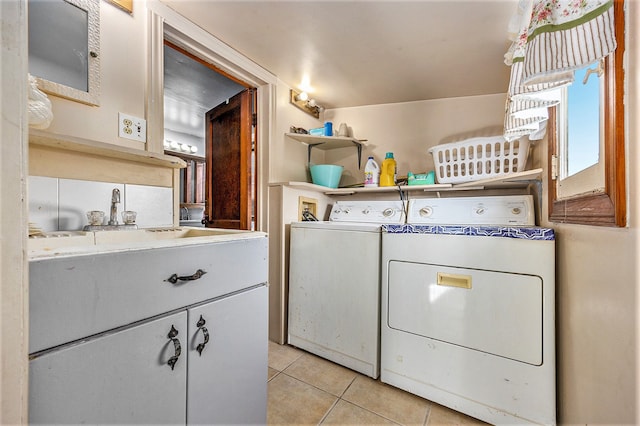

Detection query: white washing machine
xmin=380 ymin=195 xmax=556 ymax=425
xmin=288 ymin=200 xmax=405 ymax=378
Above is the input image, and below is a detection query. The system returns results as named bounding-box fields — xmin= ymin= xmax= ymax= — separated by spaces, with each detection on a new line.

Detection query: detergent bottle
xmin=364 ymin=157 xmax=380 ymax=187
xmin=380 ymin=152 xmax=397 ymax=187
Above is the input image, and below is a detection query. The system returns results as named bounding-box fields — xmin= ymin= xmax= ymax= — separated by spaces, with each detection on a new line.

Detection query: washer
xmin=380 ymin=195 xmax=556 ymax=425
xmin=288 ymin=200 xmax=405 ymax=378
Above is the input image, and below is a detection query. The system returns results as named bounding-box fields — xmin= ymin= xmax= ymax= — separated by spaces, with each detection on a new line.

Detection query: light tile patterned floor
xmin=268 ymin=341 xmax=487 ymax=425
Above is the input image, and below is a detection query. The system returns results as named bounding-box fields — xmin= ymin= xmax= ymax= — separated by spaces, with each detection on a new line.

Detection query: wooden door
xmin=204 ymin=89 xmax=256 ymax=230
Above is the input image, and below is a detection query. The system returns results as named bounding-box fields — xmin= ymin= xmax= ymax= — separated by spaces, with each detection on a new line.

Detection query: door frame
xmin=147 ymin=2 xmax=276 ymax=233
xmin=1 ymin=0 xmax=29 ymax=422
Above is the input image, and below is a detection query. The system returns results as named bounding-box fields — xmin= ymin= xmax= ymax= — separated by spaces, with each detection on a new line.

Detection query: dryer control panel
xmin=407 ymin=195 xmax=534 ymax=226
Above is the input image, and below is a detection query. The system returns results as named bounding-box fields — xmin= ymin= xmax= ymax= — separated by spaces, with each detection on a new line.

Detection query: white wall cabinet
xmin=29 ymin=236 xmax=268 ymax=424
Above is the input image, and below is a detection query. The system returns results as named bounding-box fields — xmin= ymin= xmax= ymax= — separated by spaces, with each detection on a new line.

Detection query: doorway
xmin=149 ymin=9 xmax=276 ymax=341
xmin=163 ymin=41 xmax=257 ymax=230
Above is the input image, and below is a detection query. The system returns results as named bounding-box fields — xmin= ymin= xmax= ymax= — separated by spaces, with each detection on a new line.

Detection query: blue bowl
xmin=310 ymin=164 xmax=343 ymax=188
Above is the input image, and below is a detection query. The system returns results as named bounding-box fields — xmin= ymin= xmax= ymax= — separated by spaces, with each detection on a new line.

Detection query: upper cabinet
xmin=28 ymin=0 xmax=100 ymax=106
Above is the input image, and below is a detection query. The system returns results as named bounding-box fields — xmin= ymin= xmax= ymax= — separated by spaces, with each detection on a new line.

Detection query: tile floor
xmin=267 ymin=341 xmax=487 ymax=425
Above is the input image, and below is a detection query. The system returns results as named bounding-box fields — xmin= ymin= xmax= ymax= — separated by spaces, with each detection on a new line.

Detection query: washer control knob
xmin=363 ymin=208 xmax=371 ymax=215
xmin=382 ymin=208 xmax=395 ymax=217
xmin=343 ymin=208 xmax=351 ymax=214
xmin=419 ymin=207 xmax=433 ymax=217
xmin=512 ymin=207 xmax=522 ymax=215
xmin=475 ymin=207 xmax=486 ymax=215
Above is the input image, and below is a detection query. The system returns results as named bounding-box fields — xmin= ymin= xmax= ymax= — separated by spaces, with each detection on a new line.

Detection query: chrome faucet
xmin=108 ymin=188 xmax=120 ymax=225
xmin=181 ymin=206 xmax=190 ymax=220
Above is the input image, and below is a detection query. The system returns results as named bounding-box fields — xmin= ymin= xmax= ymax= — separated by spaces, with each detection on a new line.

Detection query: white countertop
xmin=28 ymin=227 xmax=267 ymax=260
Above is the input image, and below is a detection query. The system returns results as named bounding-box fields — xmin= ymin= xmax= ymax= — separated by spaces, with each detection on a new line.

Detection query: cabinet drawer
xmin=30 ymin=236 xmax=267 ymax=353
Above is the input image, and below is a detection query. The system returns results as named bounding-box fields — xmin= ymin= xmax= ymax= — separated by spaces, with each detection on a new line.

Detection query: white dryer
xmin=380 ymin=195 xmax=556 ymax=425
xmin=288 ymin=200 xmax=405 ymax=378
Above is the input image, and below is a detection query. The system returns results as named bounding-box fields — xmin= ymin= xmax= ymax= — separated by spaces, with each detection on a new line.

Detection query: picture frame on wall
xmin=106 ymin=0 xmax=133 ymax=14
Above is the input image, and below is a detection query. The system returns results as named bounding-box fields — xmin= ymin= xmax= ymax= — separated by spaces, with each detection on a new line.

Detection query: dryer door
xmin=387 ymin=261 xmax=543 ymax=365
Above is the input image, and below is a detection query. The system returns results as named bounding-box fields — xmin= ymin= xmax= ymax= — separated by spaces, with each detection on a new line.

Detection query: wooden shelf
xmin=323 ymin=183 xmax=452 ymax=195
xmin=285 ymin=133 xmax=368 ymax=149
xmin=29 ymin=129 xmax=186 ymax=169
xmin=275 ymin=169 xmax=543 ymax=196
xmin=452 ymin=169 xmax=542 ymax=188
xmin=285 ymin=133 xmax=368 ymax=167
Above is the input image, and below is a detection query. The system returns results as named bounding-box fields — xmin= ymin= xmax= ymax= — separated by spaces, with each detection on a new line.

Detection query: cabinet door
xmin=187 ymin=285 xmax=268 ymax=424
xmin=29 ymin=312 xmax=188 ymax=424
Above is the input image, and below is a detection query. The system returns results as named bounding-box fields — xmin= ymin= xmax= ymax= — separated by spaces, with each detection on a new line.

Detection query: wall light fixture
xmin=164 ymin=140 xmax=198 ymax=154
xmin=290 ymin=89 xmax=323 ymax=119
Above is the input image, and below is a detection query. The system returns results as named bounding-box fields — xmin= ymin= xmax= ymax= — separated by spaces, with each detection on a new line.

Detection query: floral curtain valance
xmin=503 ymin=0 xmax=617 ymax=141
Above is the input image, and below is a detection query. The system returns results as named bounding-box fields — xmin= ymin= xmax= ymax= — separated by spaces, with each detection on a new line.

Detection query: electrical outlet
xmin=298 ymin=196 xmax=318 ymax=221
xmin=118 ymin=113 xmax=146 ymax=143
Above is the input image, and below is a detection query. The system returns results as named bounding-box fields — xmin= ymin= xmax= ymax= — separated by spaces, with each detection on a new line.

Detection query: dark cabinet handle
xmin=195 ymin=315 xmax=210 ymax=356
xmin=167 ymin=325 xmax=182 ymax=370
xmin=165 ymin=269 xmax=207 ymax=284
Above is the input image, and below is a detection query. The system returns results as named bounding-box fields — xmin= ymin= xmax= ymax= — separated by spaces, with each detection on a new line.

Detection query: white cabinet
xmin=187 ymin=286 xmax=268 ymax=424
xmin=30 ymin=312 xmax=188 ymax=424
xmin=29 ymin=236 xmax=268 ymax=424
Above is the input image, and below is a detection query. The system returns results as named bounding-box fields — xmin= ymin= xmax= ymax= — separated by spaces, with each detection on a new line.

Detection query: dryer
xmin=380 ymin=195 xmax=556 ymax=425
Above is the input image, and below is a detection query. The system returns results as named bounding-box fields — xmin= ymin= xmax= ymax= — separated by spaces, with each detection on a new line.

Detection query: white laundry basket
xmin=429 ymin=136 xmax=530 ymax=184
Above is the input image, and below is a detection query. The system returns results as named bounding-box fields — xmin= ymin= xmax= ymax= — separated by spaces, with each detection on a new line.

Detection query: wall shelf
xmin=285 ymin=133 xmax=368 ymax=168
xmin=30 ymin=129 xmax=186 ymax=169
xmin=276 ymin=168 xmax=543 ymax=196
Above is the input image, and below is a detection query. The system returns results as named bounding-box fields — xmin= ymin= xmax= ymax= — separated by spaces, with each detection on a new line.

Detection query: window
xmin=555 ymin=61 xmax=605 ymax=199
xmin=548 ymin=0 xmax=625 ymax=227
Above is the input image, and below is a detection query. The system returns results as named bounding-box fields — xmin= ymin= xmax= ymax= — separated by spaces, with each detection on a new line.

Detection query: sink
xmin=28 ymin=231 xmax=95 ymax=252
xmin=28 ymin=227 xmax=264 ymax=258
xmin=92 ymin=227 xmax=248 ymax=245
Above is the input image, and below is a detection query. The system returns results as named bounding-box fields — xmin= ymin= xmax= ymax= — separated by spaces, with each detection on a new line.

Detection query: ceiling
xmin=162 ymin=0 xmax=517 ymax=141
xmin=164 ymin=45 xmax=245 ymax=139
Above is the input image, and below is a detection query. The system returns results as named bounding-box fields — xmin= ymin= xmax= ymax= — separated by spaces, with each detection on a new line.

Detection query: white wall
xmin=323 ymin=94 xmax=506 ymax=186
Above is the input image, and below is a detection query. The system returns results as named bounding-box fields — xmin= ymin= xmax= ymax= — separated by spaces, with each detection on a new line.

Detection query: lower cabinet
xmin=187 ymin=285 xmax=268 ymax=424
xmin=30 ymin=312 xmax=189 ymax=424
xmin=29 ymin=285 xmax=267 ymax=424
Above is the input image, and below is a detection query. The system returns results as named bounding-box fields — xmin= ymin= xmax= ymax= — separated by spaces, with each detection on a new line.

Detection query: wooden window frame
xmin=165 ymin=151 xmax=206 ymax=205
xmin=548 ymin=0 xmax=626 ymax=227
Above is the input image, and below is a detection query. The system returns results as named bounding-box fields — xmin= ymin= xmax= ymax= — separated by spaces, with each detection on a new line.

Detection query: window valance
xmin=504 ymin=0 xmax=617 ymax=141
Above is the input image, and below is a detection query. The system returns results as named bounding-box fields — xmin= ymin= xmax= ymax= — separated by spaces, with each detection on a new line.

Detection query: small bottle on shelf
xmin=380 ymin=152 xmax=397 ymax=187
xmin=364 ymin=157 xmax=380 ymax=187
